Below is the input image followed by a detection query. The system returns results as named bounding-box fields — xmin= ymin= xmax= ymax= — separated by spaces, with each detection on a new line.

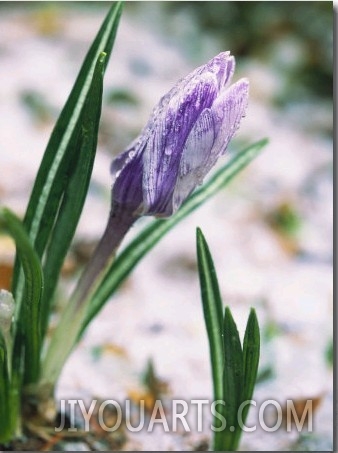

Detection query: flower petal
xmin=143 ymin=72 xmax=219 ymax=215
xmin=172 ymin=79 xmax=249 ymax=213
xmin=172 ymin=108 xmax=216 ymax=212
xmin=211 ymin=78 xmax=249 ymax=156
xmin=110 ymin=52 xmax=248 ymax=218
xmin=110 ymin=142 xmax=144 ymax=212
xmin=205 ymin=51 xmax=235 ymax=90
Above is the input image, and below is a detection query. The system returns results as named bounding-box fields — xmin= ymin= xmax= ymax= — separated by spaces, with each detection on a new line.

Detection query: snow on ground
xmin=0 ymin=4 xmax=333 ymax=451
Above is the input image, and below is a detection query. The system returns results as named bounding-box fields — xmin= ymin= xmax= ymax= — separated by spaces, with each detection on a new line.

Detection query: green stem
xmin=40 ymin=207 xmax=135 ymax=388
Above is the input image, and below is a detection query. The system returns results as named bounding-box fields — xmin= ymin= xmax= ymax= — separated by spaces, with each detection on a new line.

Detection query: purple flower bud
xmin=111 ymin=52 xmax=249 ymax=217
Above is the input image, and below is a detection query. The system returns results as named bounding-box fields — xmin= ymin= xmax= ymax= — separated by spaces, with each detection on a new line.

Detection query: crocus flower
xmin=74 ymin=52 xmax=248 ymax=305
xmin=111 ymin=51 xmax=249 ymax=218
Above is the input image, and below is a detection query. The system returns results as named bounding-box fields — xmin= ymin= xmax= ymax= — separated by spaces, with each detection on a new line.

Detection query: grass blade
xmin=83 ymin=139 xmax=268 ymax=331
xmin=241 ymin=308 xmax=260 ymax=425
xmin=0 ymin=207 xmax=43 ymax=384
xmin=0 ymin=333 xmax=10 ymax=442
xmin=220 ymin=306 xmax=244 ymax=451
xmin=40 ymin=52 xmax=107 ymax=340
xmin=11 ymin=1 xmax=123 ymax=317
xmin=196 ymin=228 xmax=224 ymax=402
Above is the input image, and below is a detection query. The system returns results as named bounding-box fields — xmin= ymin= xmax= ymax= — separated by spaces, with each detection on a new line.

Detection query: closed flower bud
xmin=111 ymin=51 xmax=249 ymax=217
xmin=73 ymin=53 xmax=249 ymax=307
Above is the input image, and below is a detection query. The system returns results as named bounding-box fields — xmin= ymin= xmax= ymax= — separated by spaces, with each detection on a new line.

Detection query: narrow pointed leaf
xmin=40 ymin=52 xmax=107 ymax=340
xmin=241 ymin=308 xmax=260 ymax=424
xmin=0 ymin=332 xmax=11 ymax=442
xmin=82 ymin=139 xmax=267 ymax=331
xmin=11 ymin=1 xmax=123 ymax=316
xmin=196 ymin=228 xmax=224 ymax=402
xmin=221 ymin=306 xmax=243 ymax=450
xmin=0 ymin=207 xmax=43 ymax=383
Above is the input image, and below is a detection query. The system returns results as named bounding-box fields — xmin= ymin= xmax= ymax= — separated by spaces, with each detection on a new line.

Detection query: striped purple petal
xmin=110 ymin=52 xmax=249 ymax=218
xmin=143 ymin=72 xmax=219 ymax=215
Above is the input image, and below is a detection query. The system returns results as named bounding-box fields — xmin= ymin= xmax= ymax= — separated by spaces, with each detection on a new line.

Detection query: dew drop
xmin=195 ymin=170 xmax=204 ymax=185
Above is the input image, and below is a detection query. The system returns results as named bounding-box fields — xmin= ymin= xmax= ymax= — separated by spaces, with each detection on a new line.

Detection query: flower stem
xmin=73 ymin=206 xmax=136 ymax=308
xmin=40 ymin=206 xmax=136 ymax=389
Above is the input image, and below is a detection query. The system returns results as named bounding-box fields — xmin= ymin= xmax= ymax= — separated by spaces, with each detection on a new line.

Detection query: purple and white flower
xmin=111 ymin=52 xmax=249 ymax=217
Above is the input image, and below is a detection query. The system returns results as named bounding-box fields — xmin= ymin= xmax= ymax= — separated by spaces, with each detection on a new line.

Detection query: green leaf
xmin=0 ymin=332 xmax=11 ymax=443
xmin=83 ymin=139 xmax=268 ymax=331
xmin=226 ymin=308 xmax=260 ymax=451
xmin=11 ymin=1 xmax=123 ymax=323
xmin=0 ymin=207 xmax=43 ymax=384
xmin=40 ymin=52 xmax=107 ymax=340
xmin=241 ymin=308 xmax=260 ymax=424
xmin=221 ymin=306 xmax=244 ymax=451
xmin=196 ymin=228 xmax=224 ymax=403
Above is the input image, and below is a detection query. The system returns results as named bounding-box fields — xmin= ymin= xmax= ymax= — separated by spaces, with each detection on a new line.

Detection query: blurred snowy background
xmin=0 ymin=2 xmax=333 ymax=451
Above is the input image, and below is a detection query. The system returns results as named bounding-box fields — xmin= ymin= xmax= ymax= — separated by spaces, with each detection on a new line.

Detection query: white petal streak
xmin=211 ymin=78 xmax=249 ymax=156
xmin=142 ymin=127 xmax=162 ymax=209
xmin=173 ymin=109 xmax=215 ymax=211
xmin=179 ymin=109 xmax=215 ymax=176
